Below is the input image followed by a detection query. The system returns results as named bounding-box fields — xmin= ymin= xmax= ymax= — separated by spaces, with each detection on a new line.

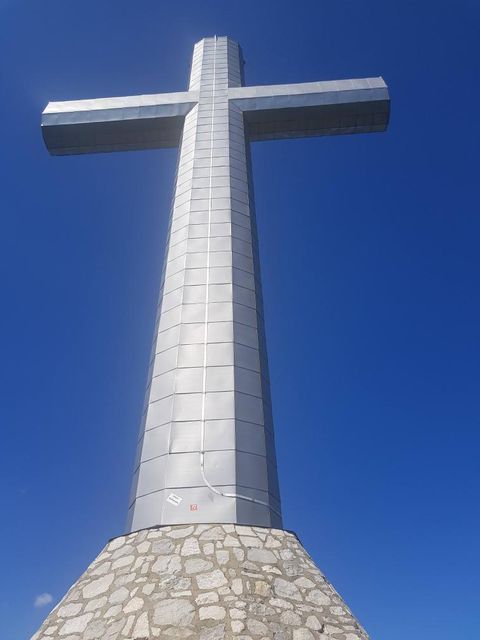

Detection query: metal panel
xmin=170 ymin=421 xmax=201 ymax=453
xmin=140 ymin=426 xmax=170 ymax=462
xmin=136 ymin=454 xmax=167 ymax=496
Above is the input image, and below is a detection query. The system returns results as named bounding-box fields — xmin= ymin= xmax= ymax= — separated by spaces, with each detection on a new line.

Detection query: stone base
xmin=31 ymin=524 xmax=368 ymax=639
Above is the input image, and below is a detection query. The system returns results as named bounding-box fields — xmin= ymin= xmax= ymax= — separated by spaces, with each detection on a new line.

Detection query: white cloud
xmin=34 ymin=592 xmax=53 ymax=608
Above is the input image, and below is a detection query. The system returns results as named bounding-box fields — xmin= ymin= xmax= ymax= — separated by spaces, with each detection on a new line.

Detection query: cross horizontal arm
xmin=42 ymin=91 xmax=199 ymax=155
xmin=229 ymin=78 xmax=389 ymax=142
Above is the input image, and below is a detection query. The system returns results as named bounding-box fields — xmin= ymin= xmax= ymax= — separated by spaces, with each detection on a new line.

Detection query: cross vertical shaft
xmin=128 ymin=37 xmax=282 ymax=531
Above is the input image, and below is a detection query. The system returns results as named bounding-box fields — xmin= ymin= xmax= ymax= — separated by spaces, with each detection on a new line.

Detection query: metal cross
xmin=42 ymin=36 xmax=390 ymax=531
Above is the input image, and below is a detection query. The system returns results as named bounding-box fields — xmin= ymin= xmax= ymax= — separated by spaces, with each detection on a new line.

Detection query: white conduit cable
xmin=198 ymin=37 xmax=281 ymax=517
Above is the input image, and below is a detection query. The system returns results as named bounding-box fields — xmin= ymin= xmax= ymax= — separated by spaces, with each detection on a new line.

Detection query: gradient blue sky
xmin=1 ymin=1 xmax=479 ymax=638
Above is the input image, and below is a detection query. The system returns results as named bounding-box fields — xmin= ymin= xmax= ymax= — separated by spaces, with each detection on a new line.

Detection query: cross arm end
xmin=229 ymin=78 xmax=390 ymax=142
xmin=41 ymin=91 xmax=199 ymax=156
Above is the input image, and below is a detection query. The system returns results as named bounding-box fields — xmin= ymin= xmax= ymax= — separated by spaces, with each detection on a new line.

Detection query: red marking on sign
xmin=190 ymin=504 xmax=198 ymax=511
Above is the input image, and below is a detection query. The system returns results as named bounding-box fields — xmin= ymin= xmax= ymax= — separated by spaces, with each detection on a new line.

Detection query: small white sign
xmin=167 ymin=493 xmax=182 ymax=506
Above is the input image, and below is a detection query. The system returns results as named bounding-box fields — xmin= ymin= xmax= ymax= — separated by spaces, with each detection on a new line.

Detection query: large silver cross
xmin=42 ymin=36 xmax=389 ymax=532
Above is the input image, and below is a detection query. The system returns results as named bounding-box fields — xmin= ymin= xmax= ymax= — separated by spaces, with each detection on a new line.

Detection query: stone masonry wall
xmin=31 ymin=524 xmax=368 ymax=640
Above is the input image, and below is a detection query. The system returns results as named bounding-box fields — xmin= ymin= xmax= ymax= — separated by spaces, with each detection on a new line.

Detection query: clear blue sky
xmin=1 ymin=1 xmax=479 ymax=638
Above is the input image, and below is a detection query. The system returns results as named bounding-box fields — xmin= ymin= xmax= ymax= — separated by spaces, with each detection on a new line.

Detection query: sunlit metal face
xmin=42 ymin=37 xmax=389 ymax=531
